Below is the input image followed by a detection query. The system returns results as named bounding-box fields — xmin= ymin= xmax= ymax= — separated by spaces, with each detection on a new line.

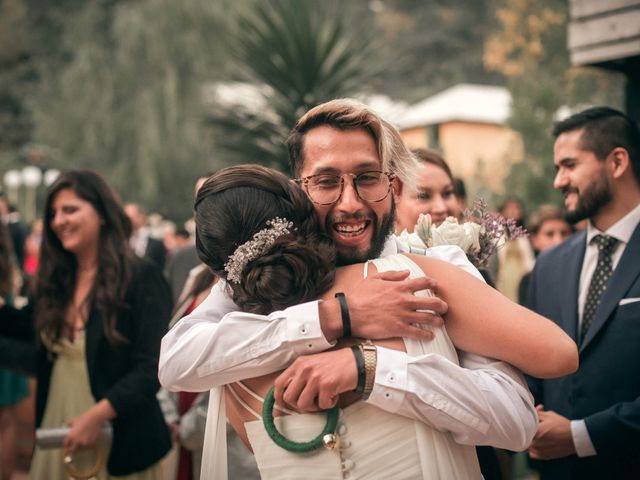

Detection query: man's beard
xmin=564 ymin=177 xmax=612 ymax=224
xmin=334 ymin=201 xmax=396 ymax=266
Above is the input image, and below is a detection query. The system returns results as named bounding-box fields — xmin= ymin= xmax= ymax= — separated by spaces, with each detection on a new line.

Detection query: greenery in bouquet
xmin=398 ymin=199 xmax=528 ymax=268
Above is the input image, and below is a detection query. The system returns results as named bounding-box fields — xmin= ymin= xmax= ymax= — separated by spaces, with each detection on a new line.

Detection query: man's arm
xmin=274 ymin=246 xmax=538 ymax=449
xmin=275 ymin=347 xmax=537 ymax=450
xmin=159 ymin=276 xmax=446 ymax=392
xmin=159 ymin=282 xmax=332 ymax=391
xmin=371 ymin=349 xmax=537 ymax=450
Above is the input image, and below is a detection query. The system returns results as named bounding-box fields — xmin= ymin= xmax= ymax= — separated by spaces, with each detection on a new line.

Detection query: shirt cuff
xmin=571 ymin=420 xmax=597 ymax=457
xmin=284 ymin=301 xmax=335 ymax=354
xmin=366 ymin=347 xmax=408 ymax=413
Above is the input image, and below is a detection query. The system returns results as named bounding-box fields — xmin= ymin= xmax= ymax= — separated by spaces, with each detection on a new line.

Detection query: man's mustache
xmin=561 ymin=186 xmax=579 ymax=196
xmin=330 ymin=212 xmax=371 ymax=223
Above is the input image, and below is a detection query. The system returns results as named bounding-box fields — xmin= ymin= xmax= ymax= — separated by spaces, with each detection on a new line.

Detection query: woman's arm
xmin=408 ymin=254 xmax=578 ymax=378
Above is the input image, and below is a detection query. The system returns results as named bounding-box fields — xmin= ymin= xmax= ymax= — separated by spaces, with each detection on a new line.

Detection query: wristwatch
xmin=360 ymin=342 xmax=377 ymax=400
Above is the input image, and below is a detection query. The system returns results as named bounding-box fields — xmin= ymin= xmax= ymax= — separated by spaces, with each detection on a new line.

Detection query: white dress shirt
xmin=159 ymin=237 xmax=537 ymax=450
xmin=571 ymin=202 xmax=640 ymax=457
xmin=130 ymin=227 xmax=151 ymax=258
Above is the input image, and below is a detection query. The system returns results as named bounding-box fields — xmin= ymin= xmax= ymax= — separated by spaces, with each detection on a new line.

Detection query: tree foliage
xmin=484 ymin=0 xmax=624 ymax=211
xmin=0 ymin=0 xmax=32 ymax=153
xmin=368 ymin=0 xmax=505 ymax=102
xmin=205 ymin=0 xmax=382 ymax=173
xmin=1 ymin=0 xmax=627 ymax=222
xmin=23 ymin=0 xmax=235 ymax=221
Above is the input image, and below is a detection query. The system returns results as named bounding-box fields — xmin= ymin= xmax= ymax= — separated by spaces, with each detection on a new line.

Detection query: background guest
xmin=452 ymin=176 xmax=467 ymax=220
xmin=163 ymin=173 xmax=212 ymax=303
xmin=0 ymin=221 xmax=29 ymax=480
xmin=0 ymin=194 xmax=27 ymax=272
xmin=0 ymin=169 xmax=172 ymax=479
xmin=495 ymin=196 xmax=535 ymax=301
xmin=518 ymin=204 xmax=574 ymax=306
xmin=125 ymin=202 xmax=168 ymax=269
xmin=21 ymin=219 xmax=43 ymax=297
xmin=394 ymin=148 xmax=461 ymax=233
xmin=527 ymin=107 xmax=640 ymax=479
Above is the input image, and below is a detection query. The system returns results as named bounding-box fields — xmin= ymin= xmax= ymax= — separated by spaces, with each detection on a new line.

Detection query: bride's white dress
xmin=240 ymin=254 xmax=482 ymax=479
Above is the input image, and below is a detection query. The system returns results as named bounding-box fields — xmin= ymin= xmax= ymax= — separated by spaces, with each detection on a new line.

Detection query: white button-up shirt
xmin=159 ymin=237 xmax=537 ymax=450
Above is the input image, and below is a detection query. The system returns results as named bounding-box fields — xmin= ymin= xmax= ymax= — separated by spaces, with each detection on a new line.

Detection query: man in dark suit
xmin=162 ymin=173 xmax=212 ymax=302
xmin=0 ymin=193 xmax=27 ymax=268
xmin=527 ymin=107 xmax=640 ymax=479
xmin=124 ymin=202 xmax=167 ymax=268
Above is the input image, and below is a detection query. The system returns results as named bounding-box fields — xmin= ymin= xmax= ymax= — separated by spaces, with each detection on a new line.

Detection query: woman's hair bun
xmin=231 ymin=231 xmax=335 ymax=315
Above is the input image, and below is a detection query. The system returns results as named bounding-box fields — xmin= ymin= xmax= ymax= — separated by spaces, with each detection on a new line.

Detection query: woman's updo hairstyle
xmin=195 ymin=165 xmax=336 ymax=314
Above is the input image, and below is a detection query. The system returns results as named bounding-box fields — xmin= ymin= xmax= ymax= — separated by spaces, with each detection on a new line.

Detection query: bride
xmin=189 ymin=164 xmax=577 ymax=480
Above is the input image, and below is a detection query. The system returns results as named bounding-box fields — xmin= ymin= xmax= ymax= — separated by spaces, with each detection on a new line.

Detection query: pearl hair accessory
xmin=224 ymin=217 xmax=294 ymax=283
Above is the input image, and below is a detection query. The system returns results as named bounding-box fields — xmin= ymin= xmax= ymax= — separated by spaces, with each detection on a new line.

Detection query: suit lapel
xmin=560 ymin=231 xmax=586 ymax=341
xmin=581 ymin=222 xmax=640 ymax=351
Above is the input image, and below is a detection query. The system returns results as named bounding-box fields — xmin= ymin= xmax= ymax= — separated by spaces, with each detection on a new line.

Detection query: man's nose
xmin=553 ymin=170 xmax=567 ymax=190
xmin=335 ymin=177 xmax=365 ymax=212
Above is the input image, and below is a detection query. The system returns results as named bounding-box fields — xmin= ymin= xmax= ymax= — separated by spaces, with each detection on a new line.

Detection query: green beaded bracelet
xmin=262 ymin=386 xmax=340 ymax=453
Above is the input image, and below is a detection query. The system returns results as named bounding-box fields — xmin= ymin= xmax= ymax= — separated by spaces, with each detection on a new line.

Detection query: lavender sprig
xmin=462 ymin=198 xmax=528 ymax=268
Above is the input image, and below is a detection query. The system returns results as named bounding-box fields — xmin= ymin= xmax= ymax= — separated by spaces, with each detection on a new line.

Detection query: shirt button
xmin=386 ymin=373 xmax=396 ymax=383
xmin=342 ymin=459 xmax=355 ymax=471
xmin=300 ymin=326 xmax=308 ymax=334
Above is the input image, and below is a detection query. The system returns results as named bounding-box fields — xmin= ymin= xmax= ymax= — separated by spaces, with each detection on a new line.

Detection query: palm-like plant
xmin=206 ymin=0 xmax=380 ymax=172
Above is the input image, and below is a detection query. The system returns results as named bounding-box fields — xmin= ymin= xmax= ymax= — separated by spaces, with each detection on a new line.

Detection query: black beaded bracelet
xmin=335 ymin=292 xmax=351 ymax=337
xmin=351 ymin=345 xmax=366 ymax=395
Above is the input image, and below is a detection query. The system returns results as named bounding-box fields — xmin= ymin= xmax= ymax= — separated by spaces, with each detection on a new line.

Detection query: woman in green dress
xmin=0 ymin=169 xmax=172 ymax=479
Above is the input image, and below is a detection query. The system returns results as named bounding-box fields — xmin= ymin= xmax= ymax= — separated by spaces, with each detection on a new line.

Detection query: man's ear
xmin=608 ymin=147 xmax=631 ymax=180
xmin=392 ymin=178 xmax=403 ymax=202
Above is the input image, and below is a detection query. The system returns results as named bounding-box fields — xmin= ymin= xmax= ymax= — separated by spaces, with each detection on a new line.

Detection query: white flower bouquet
xmin=398 ymin=199 xmax=527 ymax=268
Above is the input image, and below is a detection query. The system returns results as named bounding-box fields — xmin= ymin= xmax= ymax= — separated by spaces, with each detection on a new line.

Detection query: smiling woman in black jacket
xmin=0 ymin=169 xmax=171 ymax=479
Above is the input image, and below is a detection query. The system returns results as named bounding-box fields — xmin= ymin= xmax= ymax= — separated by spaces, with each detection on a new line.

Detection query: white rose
xmin=431 ymin=217 xmax=474 ymax=252
xmin=415 ymin=213 xmax=433 ymax=247
xmin=397 ymin=229 xmax=427 ymax=249
xmin=463 ymin=221 xmax=482 ymax=252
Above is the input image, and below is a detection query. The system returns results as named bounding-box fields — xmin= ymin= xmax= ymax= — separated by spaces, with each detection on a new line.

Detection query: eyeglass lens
xmin=305 ymin=172 xmax=391 ymax=204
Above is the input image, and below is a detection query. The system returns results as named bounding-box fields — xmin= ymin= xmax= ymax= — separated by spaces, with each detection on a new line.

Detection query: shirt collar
xmin=586 ymin=202 xmax=640 ymax=245
xmin=380 ymin=235 xmax=401 ymax=257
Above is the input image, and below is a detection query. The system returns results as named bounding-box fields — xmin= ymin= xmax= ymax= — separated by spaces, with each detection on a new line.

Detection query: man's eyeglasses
xmin=294 ymin=171 xmax=395 ymax=205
